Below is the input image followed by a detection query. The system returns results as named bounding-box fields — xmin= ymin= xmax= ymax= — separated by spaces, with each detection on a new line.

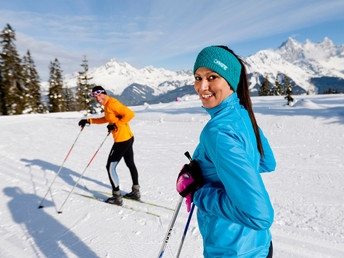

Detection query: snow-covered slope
xmin=1 ymin=94 xmax=344 ymax=257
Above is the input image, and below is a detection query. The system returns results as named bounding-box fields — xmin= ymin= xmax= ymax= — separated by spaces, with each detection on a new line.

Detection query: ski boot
xmin=124 ymin=185 xmax=141 ymax=201
xmin=106 ymin=190 xmax=123 ymax=206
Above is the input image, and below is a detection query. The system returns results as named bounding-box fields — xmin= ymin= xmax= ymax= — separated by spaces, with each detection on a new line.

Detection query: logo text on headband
xmin=214 ymin=59 xmax=228 ymax=71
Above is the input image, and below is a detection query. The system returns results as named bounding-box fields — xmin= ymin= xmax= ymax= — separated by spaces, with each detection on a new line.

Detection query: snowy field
xmin=0 ymin=94 xmax=343 ymax=258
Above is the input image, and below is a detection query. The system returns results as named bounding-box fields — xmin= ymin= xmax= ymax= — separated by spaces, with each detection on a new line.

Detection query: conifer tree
xmin=0 ymin=24 xmax=24 ymax=115
xmin=283 ymin=73 xmax=295 ymax=105
xmin=75 ymin=55 xmax=95 ymax=113
xmin=273 ymin=73 xmax=285 ymax=96
xmin=48 ymin=58 xmax=66 ymax=112
xmin=22 ymin=50 xmax=45 ymax=113
xmin=63 ymin=87 xmax=76 ymax=111
xmin=259 ymin=75 xmax=271 ymax=96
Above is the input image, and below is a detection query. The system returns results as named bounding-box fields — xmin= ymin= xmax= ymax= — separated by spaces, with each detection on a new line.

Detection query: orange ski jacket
xmin=89 ymin=96 xmax=134 ymax=142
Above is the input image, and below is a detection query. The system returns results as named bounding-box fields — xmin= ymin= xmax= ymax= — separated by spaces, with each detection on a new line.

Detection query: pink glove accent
xmin=176 ymin=172 xmax=195 ymax=213
xmin=176 ymin=172 xmax=194 ymax=193
xmin=185 ymin=194 xmax=192 ymax=212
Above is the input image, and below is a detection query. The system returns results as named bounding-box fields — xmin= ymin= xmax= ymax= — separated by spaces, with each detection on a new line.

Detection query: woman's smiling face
xmin=194 ymin=67 xmax=234 ymax=109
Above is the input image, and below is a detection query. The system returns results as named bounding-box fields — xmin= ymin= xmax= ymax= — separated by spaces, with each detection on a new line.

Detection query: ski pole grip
xmin=184 ymin=151 xmax=192 ymax=162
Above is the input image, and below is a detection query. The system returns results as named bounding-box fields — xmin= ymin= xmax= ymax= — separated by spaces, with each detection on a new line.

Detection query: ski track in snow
xmin=0 ymin=94 xmax=344 ymax=257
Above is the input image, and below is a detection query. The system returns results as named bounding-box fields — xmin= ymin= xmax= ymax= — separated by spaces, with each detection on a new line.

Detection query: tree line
xmin=0 ymin=23 xmax=96 ymax=116
xmin=258 ymin=73 xmax=295 ymax=105
xmin=3 ymin=23 xmax=336 ymax=116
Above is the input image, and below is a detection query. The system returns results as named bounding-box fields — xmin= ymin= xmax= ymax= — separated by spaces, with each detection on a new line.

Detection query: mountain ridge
xmin=62 ymin=37 xmax=344 ymax=105
xmin=245 ymin=37 xmax=344 ymax=95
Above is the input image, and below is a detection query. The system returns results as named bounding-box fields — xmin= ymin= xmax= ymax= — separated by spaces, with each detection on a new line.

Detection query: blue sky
xmin=1 ymin=0 xmax=344 ymax=81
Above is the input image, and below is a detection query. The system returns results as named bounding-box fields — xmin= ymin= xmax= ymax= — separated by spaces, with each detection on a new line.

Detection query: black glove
xmin=78 ymin=119 xmax=90 ymax=128
xmin=176 ymin=159 xmax=204 ymax=198
xmin=176 ymin=152 xmax=204 ymax=212
xmin=177 ymin=152 xmax=204 ymax=197
xmin=107 ymin=123 xmax=118 ymax=132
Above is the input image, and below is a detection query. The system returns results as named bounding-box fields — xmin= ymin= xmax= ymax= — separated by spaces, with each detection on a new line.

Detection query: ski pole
xmin=57 ymin=131 xmax=110 ymax=214
xmin=157 ymin=152 xmax=193 ymax=257
xmin=176 ymin=151 xmax=195 ymax=257
xmin=38 ymin=127 xmax=84 ymax=209
xmin=176 ymin=203 xmax=195 ymax=258
xmin=158 ymin=196 xmax=183 ymax=258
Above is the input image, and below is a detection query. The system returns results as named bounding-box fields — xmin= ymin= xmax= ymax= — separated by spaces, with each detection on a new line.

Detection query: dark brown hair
xmin=218 ymin=46 xmax=264 ymax=159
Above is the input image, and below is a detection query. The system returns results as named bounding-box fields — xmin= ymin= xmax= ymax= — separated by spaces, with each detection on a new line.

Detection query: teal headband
xmin=193 ymin=46 xmax=241 ymax=91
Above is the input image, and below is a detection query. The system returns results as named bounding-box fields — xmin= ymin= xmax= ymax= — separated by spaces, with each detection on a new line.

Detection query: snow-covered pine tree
xmin=75 ymin=55 xmax=95 ymax=114
xmin=283 ymin=73 xmax=295 ymax=105
xmin=63 ymin=87 xmax=76 ymax=111
xmin=0 ymin=24 xmax=25 ymax=115
xmin=273 ymin=73 xmax=285 ymax=96
xmin=259 ymin=75 xmax=272 ymax=96
xmin=22 ymin=50 xmax=45 ymax=113
xmin=48 ymin=58 xmax=66 ymax=112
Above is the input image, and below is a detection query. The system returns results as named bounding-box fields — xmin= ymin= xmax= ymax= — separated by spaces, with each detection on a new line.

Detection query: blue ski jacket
xmin=193 ymin=92 xmax=276 ymax=257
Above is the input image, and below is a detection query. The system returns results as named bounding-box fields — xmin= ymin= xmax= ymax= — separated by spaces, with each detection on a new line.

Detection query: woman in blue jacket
xmin=177 ymin=46 xmax=276 ymax=257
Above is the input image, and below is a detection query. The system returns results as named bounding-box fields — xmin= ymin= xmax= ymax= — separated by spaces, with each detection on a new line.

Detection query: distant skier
xmin=79 ymin=86 xmax=140 ymax=205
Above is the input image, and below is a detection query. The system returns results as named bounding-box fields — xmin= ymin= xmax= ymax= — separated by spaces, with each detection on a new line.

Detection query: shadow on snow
xmin=4 ymin=187 xmax=99 ymax=257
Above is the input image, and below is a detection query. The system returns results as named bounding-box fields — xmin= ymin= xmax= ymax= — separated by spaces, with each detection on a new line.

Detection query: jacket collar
xmin=103 ymin=95 xmax=110 ymax=106
xmin=203 ymin=92 xmax=239 ymax=118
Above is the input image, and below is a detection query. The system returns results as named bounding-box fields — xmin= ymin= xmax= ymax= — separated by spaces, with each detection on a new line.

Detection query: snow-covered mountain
xmin=63 ymin=38 xmax=344 ymax=105
xmin=246 ymin=37 xmax=344 ymax=95
xmin=64 ymin=59 xmax=194 ymax=96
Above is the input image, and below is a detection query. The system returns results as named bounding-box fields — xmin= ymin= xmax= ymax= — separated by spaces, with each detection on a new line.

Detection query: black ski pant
xmin=266 ymin=241 xmax=273 ymax=258
xmin=106 ymin=137 xmax=138 ymax=192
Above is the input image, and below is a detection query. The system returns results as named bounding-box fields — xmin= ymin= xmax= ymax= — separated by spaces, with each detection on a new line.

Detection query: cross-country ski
xmin=85 ymin=188 xmax=175 ymax=211
xmin=74 ymin=192 xmax=161 ymax=217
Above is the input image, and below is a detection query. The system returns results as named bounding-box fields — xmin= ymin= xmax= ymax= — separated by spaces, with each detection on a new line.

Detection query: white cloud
xmin=16 ymin=32 xmax=109 ymax=81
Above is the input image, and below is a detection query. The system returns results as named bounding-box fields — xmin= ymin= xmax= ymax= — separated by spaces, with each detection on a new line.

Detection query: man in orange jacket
xmin=78 ymin=86 xmax=140 ymax=205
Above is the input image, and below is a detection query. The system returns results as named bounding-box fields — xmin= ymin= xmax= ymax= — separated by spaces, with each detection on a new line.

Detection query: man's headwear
xmin=92 ymin=85 xmax=107 ymax=95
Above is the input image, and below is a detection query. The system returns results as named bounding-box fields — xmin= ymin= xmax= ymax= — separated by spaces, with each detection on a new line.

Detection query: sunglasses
xmin=91 ymin=90 xmax=104 ymax=96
